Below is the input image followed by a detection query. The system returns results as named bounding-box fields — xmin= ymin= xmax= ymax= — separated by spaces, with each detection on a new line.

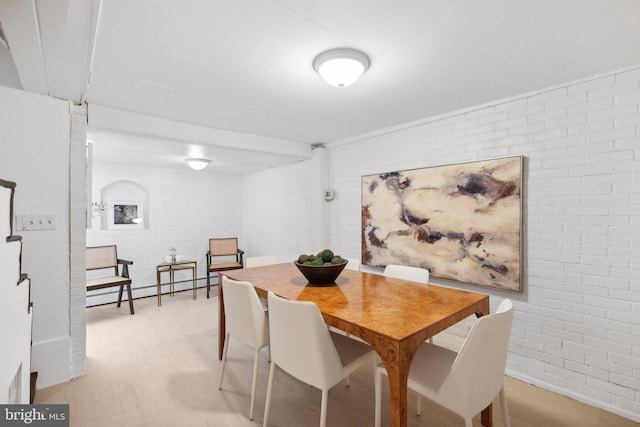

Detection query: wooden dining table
xmin=218 ymin=262 xmax=491 ymax=427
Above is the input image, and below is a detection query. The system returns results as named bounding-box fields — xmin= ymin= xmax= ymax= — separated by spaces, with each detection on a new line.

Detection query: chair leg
xmin=263 ymin=362 xmax=276 ymax=427
xmin=117 ymin=285 xmax=124 ymax=307
xmin=250 ymin=348 xmax=260 ymax=420
xmin=206 ymin=271 xmax=211 ymax=298
xmin=126 ymin=283 xmax=134 ymax=315
xmin=320 ymin=389 xmax=328 ymax=427
xmin=374 ymin=368 xmax=382 ymax=427
xmin=416 ymin=338 xmax=432 ymax=416
xmin=218 ymin=333 xmax=230 ymax=390
xmin=499 ymin=386 xmax=511 ymax=427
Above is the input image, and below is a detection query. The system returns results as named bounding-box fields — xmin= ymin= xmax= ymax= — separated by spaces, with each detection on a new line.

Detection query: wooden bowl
xmin=294 ymin=260 xmax=348 ymax=285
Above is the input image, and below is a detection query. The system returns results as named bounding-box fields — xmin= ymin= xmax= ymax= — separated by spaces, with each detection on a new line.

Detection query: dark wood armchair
xmin=206 ymin=237 xmax=244 ymax=298
xmin=86 ymin=245 xmax=134 ymax=314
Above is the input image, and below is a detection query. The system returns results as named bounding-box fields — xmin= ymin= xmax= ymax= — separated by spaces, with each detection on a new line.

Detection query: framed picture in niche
xmin=107 ymin=200 xmax=144 ymax=230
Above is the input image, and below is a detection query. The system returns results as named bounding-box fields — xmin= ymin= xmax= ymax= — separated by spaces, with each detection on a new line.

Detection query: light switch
xmin=16 ymin=215 xmax=57 ymax=231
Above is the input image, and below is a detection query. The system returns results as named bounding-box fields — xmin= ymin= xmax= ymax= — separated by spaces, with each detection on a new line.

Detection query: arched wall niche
xmin=98 ymin=180 xmax=149 ymax=230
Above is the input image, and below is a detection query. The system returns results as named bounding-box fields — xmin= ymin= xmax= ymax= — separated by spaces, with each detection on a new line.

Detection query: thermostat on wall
xmin=324 ymin=189 xmax=334 ymax=201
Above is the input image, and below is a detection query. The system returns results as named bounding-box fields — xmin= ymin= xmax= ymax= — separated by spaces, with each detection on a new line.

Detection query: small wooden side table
xmin=156 ymin=260 xmax=197 ymax=306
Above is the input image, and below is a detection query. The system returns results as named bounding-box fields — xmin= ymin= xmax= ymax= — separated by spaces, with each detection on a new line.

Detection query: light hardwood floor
xmin=35 ymin=288 xmax=638 ymax=427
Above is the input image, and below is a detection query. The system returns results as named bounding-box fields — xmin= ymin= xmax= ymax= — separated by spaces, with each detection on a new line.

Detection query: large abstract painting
xmin=362 ymin=155 xmax=523 ymax=292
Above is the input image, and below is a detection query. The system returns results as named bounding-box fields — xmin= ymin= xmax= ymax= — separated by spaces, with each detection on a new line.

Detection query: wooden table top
xmin=223 ymin=262 xmax=489 ymax=343
xmin=156 ymin=260 xmax=197 ymax=268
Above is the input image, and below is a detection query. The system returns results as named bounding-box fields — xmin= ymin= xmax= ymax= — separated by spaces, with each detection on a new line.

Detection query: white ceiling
xmin=1 ymin=0 xmax=640 ymax=173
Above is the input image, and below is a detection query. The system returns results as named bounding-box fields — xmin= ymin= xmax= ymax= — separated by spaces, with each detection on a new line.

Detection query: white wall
xmin=241 ymin=159 xmax=313 ymax=262
xmin=0 ymin=85 xmax=72 ymax=388
xmin=324 ymin=66 xmax=640 ymax=421
xmin=87 ymin=162 xmax=243 ymax=303
xmin=0 ymin=183 xmax=32 ymax=404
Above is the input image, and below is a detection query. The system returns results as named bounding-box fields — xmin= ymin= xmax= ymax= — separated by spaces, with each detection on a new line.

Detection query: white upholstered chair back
xmin=438 ymin=299 xmax=513 ymax=419
xmin=219 ymin=275 xmax=269 ymax=420
xmin=383 ymin=264 xmax=429 ymax=284
xmin=344 ymin=257 xmax=361 ymax=271
xmin=375 ymin=299 xmax=514 ymax=427
xmin=264 ymin=291 xmax=376 ymax=427
xmin=244 ymin=255 xmax=279 ymax=268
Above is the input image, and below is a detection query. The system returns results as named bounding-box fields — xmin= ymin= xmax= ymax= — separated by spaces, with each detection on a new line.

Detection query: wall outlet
xmin=16 ymin=215 xmax=57 ymax=231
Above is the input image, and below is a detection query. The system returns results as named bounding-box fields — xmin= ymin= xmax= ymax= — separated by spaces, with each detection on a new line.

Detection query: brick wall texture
xmin=324 ymin=66 xmax=640 ymax=419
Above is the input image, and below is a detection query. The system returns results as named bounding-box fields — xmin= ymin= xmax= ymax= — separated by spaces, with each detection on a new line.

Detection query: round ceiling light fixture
xmin=186 ymin=158 xmax=211 ymax=170
xmin=313 ymin=48 xmax=370 ymax=88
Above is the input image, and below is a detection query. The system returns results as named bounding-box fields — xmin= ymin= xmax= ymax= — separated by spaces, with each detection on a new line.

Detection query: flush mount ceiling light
xmin=186 ymin=158 xmax=211 ymax=170
xmin=313 ymin=48 xmax=370 ymax=88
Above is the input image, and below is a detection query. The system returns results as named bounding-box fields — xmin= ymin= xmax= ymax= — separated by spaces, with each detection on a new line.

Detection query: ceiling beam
xmin=0 ymin=0 xmax=48 ymax=95
xmin=0 ymin=0 xmax=99 ymax=102
xmin=88 ymin=104 xmax=312 ymax=158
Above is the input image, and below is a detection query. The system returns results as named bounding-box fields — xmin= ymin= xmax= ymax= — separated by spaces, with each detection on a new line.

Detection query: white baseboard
xmin=506 ymin=369 xmax=640 ymax=423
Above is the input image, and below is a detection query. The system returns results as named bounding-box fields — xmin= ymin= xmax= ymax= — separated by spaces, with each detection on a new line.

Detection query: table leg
xmin=482 ymin=404 xmax=493 ymax=426
xmin=192 ymin=265 xmax=197 ymax=300
xmin=218 ymin=274 xmax=225 ymax=360
xmin=369 ymin=337 xmax=415 ymax=427
xmin=156 ymin=269 xmax=162 ymax=306
xmin=170 ymin=269 xmax=175 ymax=297
xmin=385 ymin=360 xmax=409 ymax=427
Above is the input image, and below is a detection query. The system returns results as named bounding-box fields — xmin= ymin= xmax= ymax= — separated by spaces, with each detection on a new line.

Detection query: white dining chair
xmin=244 ymin=255 xmax=278 ymax=310
xmin=218 ymin=276 xmax=270 ymax=421
xmin=331 ymin=257 xmax=360 ymax=329
xmin=374 ymin=299 xmax=514 ymax=427
xmin=384 ymin=264 xmax=432 ymax=359
xmin=245 ymin=255 xmax=279 ymax=268
xmin=344 ymin=257 xmax=361 ymax=271
xmin=263 ymin=291 xmax=377 ymax=427
xmin=329 ymin=257 xmax=363 ymax=363
xmin=383 ymin=264 xmax=429 ymax=284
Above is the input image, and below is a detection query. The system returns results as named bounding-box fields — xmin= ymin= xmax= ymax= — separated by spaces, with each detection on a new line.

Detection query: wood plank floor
xmin=35 ymin=289 xmax=638 ymax=427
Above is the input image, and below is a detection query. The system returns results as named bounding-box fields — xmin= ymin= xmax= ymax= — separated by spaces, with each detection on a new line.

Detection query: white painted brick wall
xmin=323 ymin=65 xmax=640 ymax=421
xmin=69 ymin=103 xmax=88 ymax=379
xmin=87 ymin=163 xmax=242 ymax=304
xmin=240 ymin=160 xmax=312 ymax=262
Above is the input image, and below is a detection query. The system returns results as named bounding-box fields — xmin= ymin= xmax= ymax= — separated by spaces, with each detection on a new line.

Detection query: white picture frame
xmin=107 ymin=200 xmax=144 ymax=230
